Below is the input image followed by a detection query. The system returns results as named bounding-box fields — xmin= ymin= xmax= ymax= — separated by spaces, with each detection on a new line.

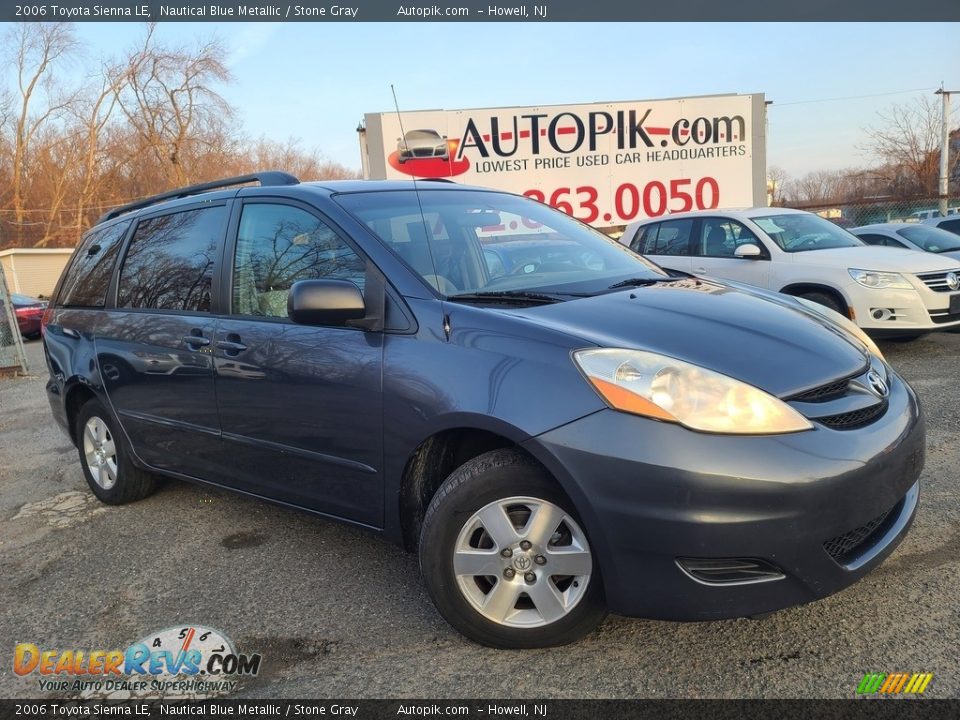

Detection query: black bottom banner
xmin=3 ymin=699 xmax=959 ymax=720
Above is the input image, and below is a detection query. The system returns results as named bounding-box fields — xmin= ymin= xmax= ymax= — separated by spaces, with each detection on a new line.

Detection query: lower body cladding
xmin=526 ymin=369 xmax=924 ymax=620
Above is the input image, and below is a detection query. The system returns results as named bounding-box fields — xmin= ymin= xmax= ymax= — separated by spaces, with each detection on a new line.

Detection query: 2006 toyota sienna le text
xmin=43 ymin=173 xmax=924 ymax=648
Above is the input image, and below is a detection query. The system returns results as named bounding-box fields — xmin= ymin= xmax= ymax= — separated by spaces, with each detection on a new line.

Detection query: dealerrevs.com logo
xmin=14 ymin=625 xmax=261 ymax=697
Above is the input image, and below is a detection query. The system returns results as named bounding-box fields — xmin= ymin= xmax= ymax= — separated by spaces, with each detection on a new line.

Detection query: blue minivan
xmin=43 ymin=173 xmax=923 ymax=647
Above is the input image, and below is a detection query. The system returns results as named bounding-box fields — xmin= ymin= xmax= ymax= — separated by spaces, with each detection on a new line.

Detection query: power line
xmin=772 ymin=87 xmax=937 ymax=108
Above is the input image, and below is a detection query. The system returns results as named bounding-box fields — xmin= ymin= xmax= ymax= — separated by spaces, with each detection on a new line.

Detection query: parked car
xmin=397 ymin=129 xmax=449 ymax=164
xmin=44 ymin=174 xmax=924 ymax=648
xmin=2 ymin=293 xmax=47 ymax=339
xmin=852 ymin=223 xmax=960 ymax=263
xmin=621 ymin=208 xmax=960 ymax=336
xmin=922 ymin=215 xmax=960 ymax=236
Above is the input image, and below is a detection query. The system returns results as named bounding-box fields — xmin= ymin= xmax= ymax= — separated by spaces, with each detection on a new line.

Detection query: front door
xmin=213 ymin=200 xmax=384 ymax=526
xmin=690 ymin=217 xmax=770 ymax=288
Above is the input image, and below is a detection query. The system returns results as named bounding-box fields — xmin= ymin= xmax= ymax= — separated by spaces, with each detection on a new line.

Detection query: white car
xmin=851 ymin=222 xmax=960 ymax=262
xmin=922 ymin=215 xmax=960 ymax=237
xmin=621 ymin=207 xmax=960 ymax=335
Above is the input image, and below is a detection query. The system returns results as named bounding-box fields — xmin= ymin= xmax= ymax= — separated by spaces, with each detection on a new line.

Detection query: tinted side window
xmin=118 ymin=206 xmax=225 ymax=312
xmin=695 ymin=218 xmax=762 ymax=258
xmin=939 ymin=219 xmax=960 ymax=234
xmin=232 ymin=203 xmax=366 ymax=318
xmin=627 ymin=224 xmax=656 ymax=254
xmin=654 ymin=219 xmax=693 ymax=256
xmin=857 ymin=233 xmax=888 ymax=246
xmin=57 ymin=221 xmax=130 ymax=307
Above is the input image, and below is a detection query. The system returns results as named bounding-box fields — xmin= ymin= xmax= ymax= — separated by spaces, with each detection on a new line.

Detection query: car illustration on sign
xmin=397 ymin=129 xmax=449 ymax=164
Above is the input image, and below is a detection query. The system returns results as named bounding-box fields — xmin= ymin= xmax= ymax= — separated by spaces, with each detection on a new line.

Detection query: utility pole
xmin=935 ymin=87 xmax=957 ymax=217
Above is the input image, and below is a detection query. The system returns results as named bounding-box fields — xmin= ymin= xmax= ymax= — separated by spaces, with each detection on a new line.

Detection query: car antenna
xmin=391 ymin=84 xmax=443 ymax=298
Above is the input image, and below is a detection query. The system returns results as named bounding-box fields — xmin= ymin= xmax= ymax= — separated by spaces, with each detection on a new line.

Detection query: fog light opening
xmin=871 ymin=308 xmax=894 ymax=321
xmin=676 ymin=557 xmax=785 ymax=586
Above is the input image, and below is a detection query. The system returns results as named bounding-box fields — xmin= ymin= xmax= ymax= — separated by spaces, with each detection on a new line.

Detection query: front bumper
xmin=844 ymin=279 xmax=960 ymax=332
xmin=524 ymin=368 xmax=924 ymax=619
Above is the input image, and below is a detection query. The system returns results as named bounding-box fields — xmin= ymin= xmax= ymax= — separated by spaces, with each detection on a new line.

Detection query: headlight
xmin=573 ymin=349 xmax=812 ymax=435
xmin=795 ymin=297 xmax=884 ymax=361
xmin=848 ymin=269 xmax=912 ymax=290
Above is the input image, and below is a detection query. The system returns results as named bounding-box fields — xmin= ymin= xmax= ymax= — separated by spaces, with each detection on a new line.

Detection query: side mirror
xmin=734 ymin=243 xmax=763 ymax=259
xmin=288 ymin=279 xmax=366 ymax=326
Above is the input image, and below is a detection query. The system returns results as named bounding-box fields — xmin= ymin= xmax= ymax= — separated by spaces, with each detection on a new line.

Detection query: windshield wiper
xmin=607 ymin=276 xmax=674 ymax=290
xmin=447 ymin=290 xmax=566 ymax=305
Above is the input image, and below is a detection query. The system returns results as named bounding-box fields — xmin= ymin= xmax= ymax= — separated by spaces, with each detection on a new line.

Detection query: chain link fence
xmin=783 ymin=195 xmax=960 ymax=228
xmin=0 ymin=262 xmax=30 ymax=376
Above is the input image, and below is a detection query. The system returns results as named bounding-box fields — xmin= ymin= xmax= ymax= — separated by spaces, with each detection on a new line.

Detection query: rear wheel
xmin=419 ymin=449 xmax=606 ymax=648
xmin=76 ymin=399 xmax=157 ymax=505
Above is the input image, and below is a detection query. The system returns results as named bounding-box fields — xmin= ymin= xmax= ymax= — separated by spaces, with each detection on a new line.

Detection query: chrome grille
xmin=915 ymin=270 xmax=960 ymax=293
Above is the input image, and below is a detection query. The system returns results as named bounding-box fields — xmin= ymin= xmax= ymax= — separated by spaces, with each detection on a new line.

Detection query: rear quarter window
xmin=56 ymin=221 xmax=130 ymax=307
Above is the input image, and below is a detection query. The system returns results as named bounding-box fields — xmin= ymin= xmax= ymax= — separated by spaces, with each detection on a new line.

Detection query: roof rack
xmin=96 ymin=171 xmax=300 ymax=224
xmin=421 ymin=177 xmax=455 ymax=183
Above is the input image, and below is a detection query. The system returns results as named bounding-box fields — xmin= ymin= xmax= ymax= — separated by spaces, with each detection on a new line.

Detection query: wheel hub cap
xmin=452 ymin=496 xmax=592 ymax=628
xmin=82 ymin=416 xmax=118 ymax=490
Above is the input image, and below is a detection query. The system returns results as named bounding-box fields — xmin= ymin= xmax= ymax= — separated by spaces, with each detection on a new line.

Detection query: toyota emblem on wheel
xmin=868 ymin=371 xmax=889 ymax=398
xmin=513 ymin=555 xmax=532 ymax=572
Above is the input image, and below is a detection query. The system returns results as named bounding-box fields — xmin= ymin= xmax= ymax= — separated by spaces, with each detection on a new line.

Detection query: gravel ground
xmin=1 ymin=334 xmax=958 ymax=699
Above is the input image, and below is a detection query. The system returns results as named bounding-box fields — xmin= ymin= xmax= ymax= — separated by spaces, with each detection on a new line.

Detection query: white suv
xmin=621 ymin=207 xmax=960 ymax=334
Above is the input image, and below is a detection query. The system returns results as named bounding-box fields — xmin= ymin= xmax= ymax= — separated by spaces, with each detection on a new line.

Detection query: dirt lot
xmin=1 ymin=334 xmax=958 ymax=699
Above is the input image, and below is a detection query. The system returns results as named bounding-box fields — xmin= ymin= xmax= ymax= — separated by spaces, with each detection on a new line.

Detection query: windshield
xmin=334 ymin=189 xmax=667 ymax=296
xmin=752 ymin=213 xmax=864 ymax=253
xmin=897 ymin=225 xmax=960 ymax=253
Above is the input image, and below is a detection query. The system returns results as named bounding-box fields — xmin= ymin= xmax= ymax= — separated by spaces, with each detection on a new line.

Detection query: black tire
xmin=798 ymin=290 xmax=845 ymax=315
xmin=419 ymin=448 xmax=607 ymax=648
xmin=75 ymin=398 xmax=157 ymax=505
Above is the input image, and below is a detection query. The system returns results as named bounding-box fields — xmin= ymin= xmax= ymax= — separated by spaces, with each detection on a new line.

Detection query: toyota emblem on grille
xmin=867 ymin=371 xmax=889 ymax=398
xmin=947 ymin=272 xmax=959 ymax=291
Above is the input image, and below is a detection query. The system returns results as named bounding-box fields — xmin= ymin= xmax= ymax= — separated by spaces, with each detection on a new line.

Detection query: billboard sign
xmin=360 ymin=93 xmax=767 ymax=227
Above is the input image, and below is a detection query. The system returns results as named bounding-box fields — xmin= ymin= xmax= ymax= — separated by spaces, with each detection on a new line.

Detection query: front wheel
xmin=798 ymin=290 xmax=845 ymax=315
xmin=419 ymin=449 xmax=606 ymax=648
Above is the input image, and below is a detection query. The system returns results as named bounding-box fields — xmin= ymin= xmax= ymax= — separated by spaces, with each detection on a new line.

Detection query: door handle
xmin=694 ymin=266 xmax=707 ymax=274
xmin=182 ymin=334 xmax=210 ymax=349
xmin=215 ymin=333 xmax=247 ymax=355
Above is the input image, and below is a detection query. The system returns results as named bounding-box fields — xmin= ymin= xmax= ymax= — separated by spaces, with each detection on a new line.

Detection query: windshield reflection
xmin=335 ymin=190 xmax=667 ymax=297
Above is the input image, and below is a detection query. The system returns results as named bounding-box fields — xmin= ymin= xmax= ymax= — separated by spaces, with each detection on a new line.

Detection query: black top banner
xmin=3 ymin=0 xmax=959 ymax=22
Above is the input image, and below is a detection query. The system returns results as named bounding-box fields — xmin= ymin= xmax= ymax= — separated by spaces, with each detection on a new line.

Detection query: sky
xmin=22 ymin=22 xmax=960 ymax=180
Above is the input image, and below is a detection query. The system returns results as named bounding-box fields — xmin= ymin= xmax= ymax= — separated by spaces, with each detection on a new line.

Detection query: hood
xmin=499 ymin=279 xmax=869 ymax=398
xmin=937 ymin=249 xmax=960 ymax=262
xmin=794 ymin=246 xmax=960 ymax=272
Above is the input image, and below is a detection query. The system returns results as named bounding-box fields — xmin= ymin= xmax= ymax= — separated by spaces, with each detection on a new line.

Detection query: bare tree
xmin=70 ymin=58 xmax=132 ymax=236
xmin=118 ymin=25 xmax=233 ymax=187
xmin=241 ymin=137 xmax=361 ymax=180
xmin=862 ymin=96 xmax=956 ymax=196
xmin=766 ymin=165 xmax=791 ymax=205
xmin=790 ymin=169 xmax=849 ymax=204
xmin=4 ymin=23 xmax=78 ymax=241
